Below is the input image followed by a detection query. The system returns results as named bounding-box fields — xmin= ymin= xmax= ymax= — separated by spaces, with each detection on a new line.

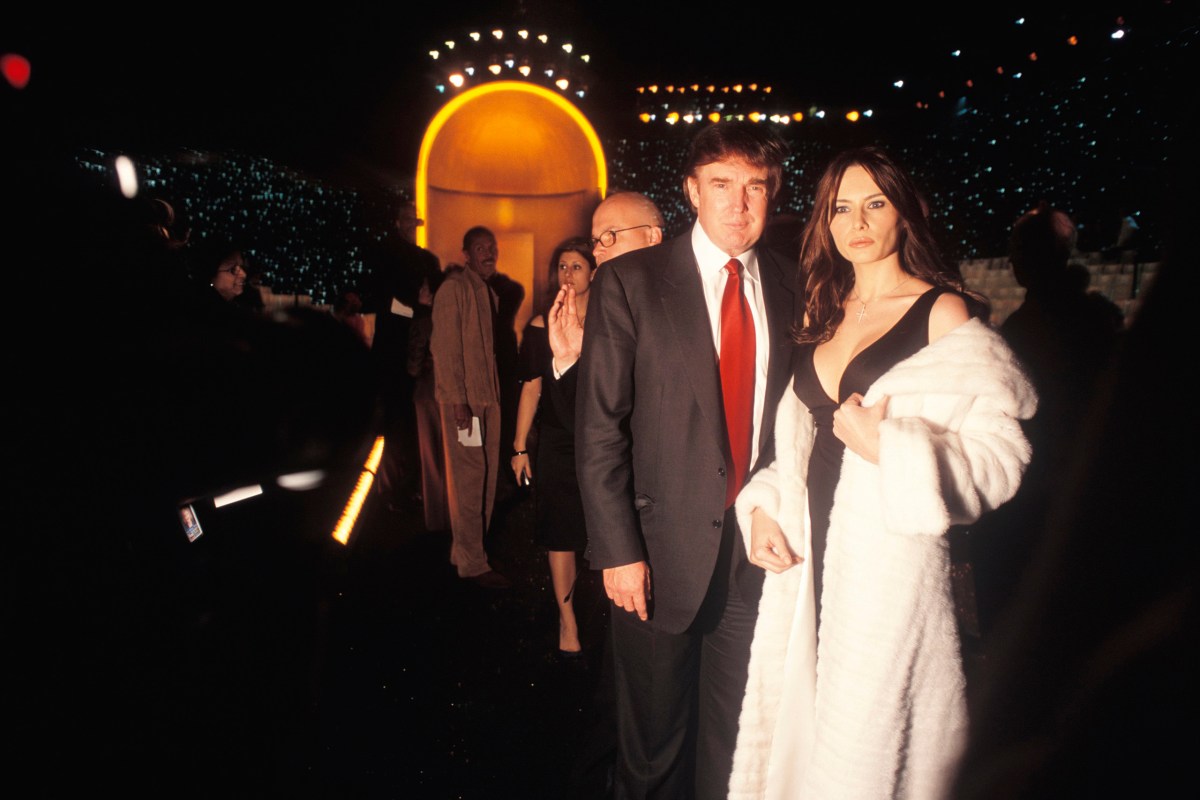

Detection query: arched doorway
xmin=415 ymin=81 xmax=606 ymax=339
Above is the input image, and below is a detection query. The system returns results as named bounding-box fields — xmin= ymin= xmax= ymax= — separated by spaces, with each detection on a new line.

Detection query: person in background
xmin=362 ymin=201 xmax=442 ymax=513
xmin=969 ymin=201 xmax=1124 ymax=638
xmin=332 ymin=289 xmax=370 ymax=348
xmin=431 ymin=226 xmax=511 ymax=589
xmin=551 ymin=191 xmax=666 ymax=799
xmin=511 ymin=237 xmax=597 ymax=658
xmin=728 ymin=146 xmax=1036 ymax=800
xmin=187 ymin=237 xmax=252 ymax=309
xmin=407 ymin=267 xmax=450 ymax=532
xmin=575 ymin=122 xmax=795 ymax=798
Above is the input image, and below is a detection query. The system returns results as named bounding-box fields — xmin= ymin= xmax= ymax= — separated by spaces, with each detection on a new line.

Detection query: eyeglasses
xmin=218 ymin=263 xmax=247 ymax=276
xmin=590 ymin=225 xmax=654 ymax=248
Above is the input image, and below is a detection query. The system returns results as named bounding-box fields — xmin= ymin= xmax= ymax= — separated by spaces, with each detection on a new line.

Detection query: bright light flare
xmin=213 ymin=484 xmax=263 ymax=508
xmin=1 ymin=53 xmax=31 ymax=89
xmin=331 ymin=436 xmax=385 ymax=545
xmin=115 ymin=155 xmax=138 ymax=198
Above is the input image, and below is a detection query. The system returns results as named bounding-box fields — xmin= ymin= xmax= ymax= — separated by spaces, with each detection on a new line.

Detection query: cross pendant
xmin=855 ymin=303 xmax=867 ymax=323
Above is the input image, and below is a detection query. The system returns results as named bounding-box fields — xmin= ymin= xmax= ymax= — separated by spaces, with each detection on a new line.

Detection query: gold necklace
xmin=849 ymin=276 xmax=912 ymax=323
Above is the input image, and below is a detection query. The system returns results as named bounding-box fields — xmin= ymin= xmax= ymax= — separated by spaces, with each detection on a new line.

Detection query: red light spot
xmin=1 ymin=53 xmax=31 ymax=89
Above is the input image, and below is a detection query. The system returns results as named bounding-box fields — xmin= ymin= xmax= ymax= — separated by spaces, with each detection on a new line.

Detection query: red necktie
xmin=720 ymin=258 xmax=755 ymax=509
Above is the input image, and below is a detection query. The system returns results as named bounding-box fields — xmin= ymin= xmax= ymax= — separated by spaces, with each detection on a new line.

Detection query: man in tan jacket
xmin=430 ymin=226 xmax=510 ymax=589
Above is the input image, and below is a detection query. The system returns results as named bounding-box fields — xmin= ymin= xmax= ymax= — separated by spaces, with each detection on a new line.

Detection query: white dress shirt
xmin=690 ymin=221 xmax=771 ymax=469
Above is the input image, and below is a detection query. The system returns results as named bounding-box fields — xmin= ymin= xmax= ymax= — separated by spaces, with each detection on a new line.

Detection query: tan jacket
xmin=430 ymin=266 xmax=500 ymax=408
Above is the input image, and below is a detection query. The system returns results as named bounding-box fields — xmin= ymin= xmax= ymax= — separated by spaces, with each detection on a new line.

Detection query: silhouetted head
xmin=1009 ymin=201 xmax=1078 ymax=291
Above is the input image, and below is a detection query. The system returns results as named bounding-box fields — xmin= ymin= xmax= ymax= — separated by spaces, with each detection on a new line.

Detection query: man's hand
xmin=453 ymin=403 xmax=472 ymax=431
xmin=747 ymin=507 xmax=802 ymax=573
xmin=603 ymin=561 xmax=651 ymax=621
xmin=548 ymin=285 xmax=584 ymax=374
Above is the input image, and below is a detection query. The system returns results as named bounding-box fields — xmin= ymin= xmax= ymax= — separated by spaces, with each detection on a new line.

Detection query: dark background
xmin=8 ymin=2 xmax=1181 ymax=186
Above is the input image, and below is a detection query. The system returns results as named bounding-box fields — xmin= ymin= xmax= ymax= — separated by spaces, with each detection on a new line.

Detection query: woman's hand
xmin=548 ymin=285 xmax=584 ymax=373
xmin=511 ymin=451 xmax=532 ymax=486
xmin=748 ymin=507 xmax=802 ymax=573
xmin=833 ymin=393 xmax=889 ymax=464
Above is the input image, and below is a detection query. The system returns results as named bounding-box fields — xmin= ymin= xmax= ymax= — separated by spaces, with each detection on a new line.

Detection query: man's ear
xmin=648 ymin=226 xmax=663 ymax=245
xmin=685 ymin=176 xmax=700 ymax=210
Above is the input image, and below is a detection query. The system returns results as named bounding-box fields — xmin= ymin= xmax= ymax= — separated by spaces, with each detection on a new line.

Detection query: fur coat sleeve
xmin=729 ymin=318 xmax=1036 ymax=800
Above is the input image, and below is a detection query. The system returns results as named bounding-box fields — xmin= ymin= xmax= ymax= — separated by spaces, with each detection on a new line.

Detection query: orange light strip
xmin=331 ymin=436 xmax=386 ymax=546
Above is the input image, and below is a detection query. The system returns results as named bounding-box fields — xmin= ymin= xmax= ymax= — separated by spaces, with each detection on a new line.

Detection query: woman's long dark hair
xmin=793 ymin=147 xmax=988 ymax=344
xmin=542 ymin=236 xmax=596 ymax=317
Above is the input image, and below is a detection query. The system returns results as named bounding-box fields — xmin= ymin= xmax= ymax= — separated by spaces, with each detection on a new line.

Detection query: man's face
xmin=396 ymin=207 xmax=421 ymax=243
xmin=463 ymin=233 xmax=498 ymax=278
xmin=685 ymin=157 xmax=770 ymax=257
xmin=591 ymin=199 xmax=659 ymax=264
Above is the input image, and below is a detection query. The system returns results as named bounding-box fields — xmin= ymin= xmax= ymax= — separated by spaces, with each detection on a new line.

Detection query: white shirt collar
xmin=690 ymin=221 xmax=760 ymax=283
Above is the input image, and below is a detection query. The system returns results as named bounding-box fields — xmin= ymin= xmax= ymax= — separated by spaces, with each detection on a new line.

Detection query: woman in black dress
xmin=511 ymin=237 xmax=597 ymax=656
xmin=730 ymin=148 xmax=1035 ymax=798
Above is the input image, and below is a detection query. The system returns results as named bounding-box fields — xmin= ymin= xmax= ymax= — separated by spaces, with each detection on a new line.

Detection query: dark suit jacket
xmin=575 ymin=232 xmax=795 ymax=634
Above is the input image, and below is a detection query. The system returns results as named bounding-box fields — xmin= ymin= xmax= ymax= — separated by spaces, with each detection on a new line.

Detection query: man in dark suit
xmin=362 ymin=201 xmax=442 ymax=512
xmin=575 ymin=122 xmax=794 ymax=798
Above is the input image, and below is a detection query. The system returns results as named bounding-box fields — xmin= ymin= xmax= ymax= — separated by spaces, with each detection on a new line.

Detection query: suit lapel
xmin=656 ymin=237 xmax=724 ymax=440
xmin=756 ymin=246 xmax=797 ymax=464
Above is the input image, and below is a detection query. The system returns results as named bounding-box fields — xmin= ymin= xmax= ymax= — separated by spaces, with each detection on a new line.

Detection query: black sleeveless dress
xmin=793 ymin=287 xmax=950 ymax=619
xmin=516 ymin=324 xmax=588 ymax=553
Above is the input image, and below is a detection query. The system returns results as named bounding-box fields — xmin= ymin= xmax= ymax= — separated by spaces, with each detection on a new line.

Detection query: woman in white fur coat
xmin=727 ymin=148 xmax=1037 ymax=800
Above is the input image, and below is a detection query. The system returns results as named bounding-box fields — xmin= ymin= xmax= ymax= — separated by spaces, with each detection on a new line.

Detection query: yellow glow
xmin=636 ymin=86 xmax=644 ymax=93
xmin=416 ymin=81 xmax=608 ymax=249
xmin=666 ymin=85 xmax=675 ymax=92
xmin=733 ymin=84 xmax=743 ymax=92
xmin=556 ymin=77 xmax=569 ymax=90
xmin=708 ymin=111 xmax=721 ymax=123
xmin=666 ymin=112 xmax=679 ymax=125
xmin=639 ymin=112 xmax=651 ymax=123
xmin=518 ymin=65 xmax=531 ymax=76
xmin=445 ymin=41 xmax=455 ymax=49
xmin=706 ymin=85 xmax=715 ymax=92
xmin=764 ymin=86 xmax=772 ymax=94
xmin=748 ymin=111 xmax=762 ymax=122
xmin=331 ymin=436 xmax=385 ymax=546
xmin=749 ymin=83 xmax=757 ymax=91
xmin=489 ymin=64 xmax=502 ymax=75
xmin=792 ymin=111 xmax=804 ymax=122
xmin=846 ymin=110 xmax=860 ymax=122
xmin=691 ymin=84 xmax=699 ymax=91
xmin=580 ymin=54 xmax=590 ymax=63
xmin=449 ymin=73 xmax=465 ymax=87
xmin=648 ymin=85 xmax=658 ymax=93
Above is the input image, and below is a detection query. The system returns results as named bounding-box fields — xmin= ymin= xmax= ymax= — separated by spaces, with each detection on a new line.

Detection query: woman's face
xmin=212 ymin=252 xmax=247 ymax=301
xmin=557 ymin=250 xmax=595 ymax=296
xmin=828 ymin=165 xmax=902 ymax=267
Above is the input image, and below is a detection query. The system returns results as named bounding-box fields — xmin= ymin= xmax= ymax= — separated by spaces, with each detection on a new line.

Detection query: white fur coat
xmin=728 ymin=318 xmax=1037 ymax=800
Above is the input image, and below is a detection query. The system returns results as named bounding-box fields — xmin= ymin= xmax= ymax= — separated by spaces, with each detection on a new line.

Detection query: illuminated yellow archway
xmin=416 ymin=81 xmax=607 ymax=336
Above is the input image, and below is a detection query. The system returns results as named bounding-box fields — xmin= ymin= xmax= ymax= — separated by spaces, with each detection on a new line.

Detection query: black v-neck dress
xmin=793 ymin=287 xmax=949 ymax=618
